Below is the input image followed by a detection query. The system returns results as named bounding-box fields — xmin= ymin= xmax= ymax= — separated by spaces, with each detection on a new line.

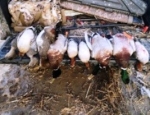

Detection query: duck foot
xmin=70 ymin=58 xmax=76 ymax=68
xmin=85 ymin=62 xmax=90 ymax=70
xmin=135 ymin=60 xmax=143 ymax=72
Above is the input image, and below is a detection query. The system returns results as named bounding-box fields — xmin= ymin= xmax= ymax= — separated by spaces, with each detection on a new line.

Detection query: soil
xmin=0 ymin=63 xmax=129 ymax=115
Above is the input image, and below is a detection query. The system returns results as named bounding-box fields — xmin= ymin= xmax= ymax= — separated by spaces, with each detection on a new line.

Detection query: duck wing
xmin=84 ymin=31 xmax=92 ymax=51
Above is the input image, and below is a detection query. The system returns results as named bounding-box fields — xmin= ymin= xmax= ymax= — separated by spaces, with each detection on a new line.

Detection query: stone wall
xmin=0 ymin=8 xmax=10 ymax=40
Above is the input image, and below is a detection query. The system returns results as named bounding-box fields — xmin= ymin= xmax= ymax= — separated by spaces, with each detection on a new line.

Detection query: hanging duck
xmin=36 ymin=25 xmax=56 ymax=67
xmin=47 ymin=33 xmax=68 ymax=79
xmin=111 ymin=33 xmax=135 ymax=84
xmin=78 ymin=38 xmax=91 ymax=70
xmin=134 ymin=39 xmax=149 ymax=71
xmin=67 ymin=38 xmax=78 ymax=68
xmin=17 ymin=26 xmax=38 ymax=67
xmin=84 ymin=31 xmax=113 ymax=68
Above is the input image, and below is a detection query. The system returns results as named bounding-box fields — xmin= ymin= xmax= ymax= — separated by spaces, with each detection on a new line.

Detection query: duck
xmin=67 ymin=38 xmax=78 ymax=68
xmin=36 ymin=25 xmax=56 ymax=67
xmin=17 ymin=26 xmax=38 ymax=67
xmin=47 ymin=33 xmax=68 ymax=78
xmin=84 ymin=31 xmax=113 ymax=68
xmin=111 ymin=33 xmax=135 ymax=84
xmin=134 ymin=39 xmax=149 ymax=71
xmin=78 ymin=39 xmax=91 ymax=70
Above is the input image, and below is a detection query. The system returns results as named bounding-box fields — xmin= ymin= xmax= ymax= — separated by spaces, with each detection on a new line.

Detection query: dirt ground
xmin=0 ymin=63 xmax=125 ymax=115
xmin=0 ymin=62 xmax=150 ymax=115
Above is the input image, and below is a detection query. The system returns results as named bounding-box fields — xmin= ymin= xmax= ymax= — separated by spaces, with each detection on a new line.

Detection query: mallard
xmin=85 ymin=31 xmax=113 ymax=68
xmin=111 ymin=33 xmax=135 ymax=84
xmin=134 ymin=39 xmax=149 ymax=71
xmin=67 ymin=38 xmax=78 ymax=67
xmin=47 ymin=34 xmax=68 ymax=78
xmin=78 ymin=39 xmax=90 ymax=70
xmin=36 ymin=26 xmax=55 ymax=67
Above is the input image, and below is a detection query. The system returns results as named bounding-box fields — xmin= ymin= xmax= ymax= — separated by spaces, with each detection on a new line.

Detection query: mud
xmin=0 ymin=63 xmax=126 ymax=115
xmin=0 ymin=62 xmax=150 ymax=115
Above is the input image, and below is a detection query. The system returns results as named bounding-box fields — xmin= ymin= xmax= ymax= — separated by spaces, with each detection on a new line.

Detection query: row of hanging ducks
xmin=5 ymin=26 xmax=149 ymax=84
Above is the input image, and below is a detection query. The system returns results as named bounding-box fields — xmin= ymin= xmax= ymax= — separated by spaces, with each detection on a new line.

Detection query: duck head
xmin=121 ymin=68 xmax=130 ymax=84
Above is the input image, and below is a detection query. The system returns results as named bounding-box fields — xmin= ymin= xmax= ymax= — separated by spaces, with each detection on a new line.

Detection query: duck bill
xmin=70 ymin=58 xmax=76 ymax=67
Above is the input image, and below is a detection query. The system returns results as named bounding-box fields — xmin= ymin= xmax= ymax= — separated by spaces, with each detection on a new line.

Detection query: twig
xmin=82 ymin=104 xmax=86 ymax=113
xmin=40 ymin=95 xmax=44 ymax=109
xmin=85 ymin=80 xmax=94 ymax=98
xmin=87 ymin=106 xmax=98 ymax=115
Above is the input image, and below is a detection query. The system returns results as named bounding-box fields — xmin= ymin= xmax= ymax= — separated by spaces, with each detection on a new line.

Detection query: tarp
xmin=64 ymin=0 xmax=147 ymax=16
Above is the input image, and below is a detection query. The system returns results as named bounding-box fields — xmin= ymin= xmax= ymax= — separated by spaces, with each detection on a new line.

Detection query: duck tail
xmin=52 ymin=67 xmax=62 ymax=78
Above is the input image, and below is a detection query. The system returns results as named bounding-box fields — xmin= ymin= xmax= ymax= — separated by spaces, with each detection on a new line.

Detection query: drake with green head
xmin=111 ymin=33 xmax=135 ymax=84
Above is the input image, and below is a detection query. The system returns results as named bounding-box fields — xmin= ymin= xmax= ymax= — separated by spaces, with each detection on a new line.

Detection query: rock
xmin=0 ymin=8 xmax=10 ymax=40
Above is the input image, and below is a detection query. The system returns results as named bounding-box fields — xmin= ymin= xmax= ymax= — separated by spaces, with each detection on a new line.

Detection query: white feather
xmin=112 ymin=34 xmax=134 ymax=56
xmin=92 ymin=34 xmax=113 ymax=59
xmin=67 ymin=40 xmax=78 ymax=58
xmin=135 ymin=41 xmax=149 ymax=64
xmin=129 ymin=37 xmax=136 ymax=53
xmin=50 ymin=34 xmax=67 ymax=54
xmin=78 ymin=41 xmax=90 ymax=63
xmin=17 ymin=27 xmax=35 ymax=53
xmin=36 ymin=30 xmax=45 ymax=49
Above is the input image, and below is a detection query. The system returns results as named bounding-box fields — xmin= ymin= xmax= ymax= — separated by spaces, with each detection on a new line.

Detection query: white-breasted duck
xmin=67 ymin=38 xmax=78 ymax=67
xmin=5 ymin=26 xmax=38 ymax=67
xmin=78 ymin=38 xmax=91 ymax=70
xmin=85 ymin=31 xmax=113 ymax=68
